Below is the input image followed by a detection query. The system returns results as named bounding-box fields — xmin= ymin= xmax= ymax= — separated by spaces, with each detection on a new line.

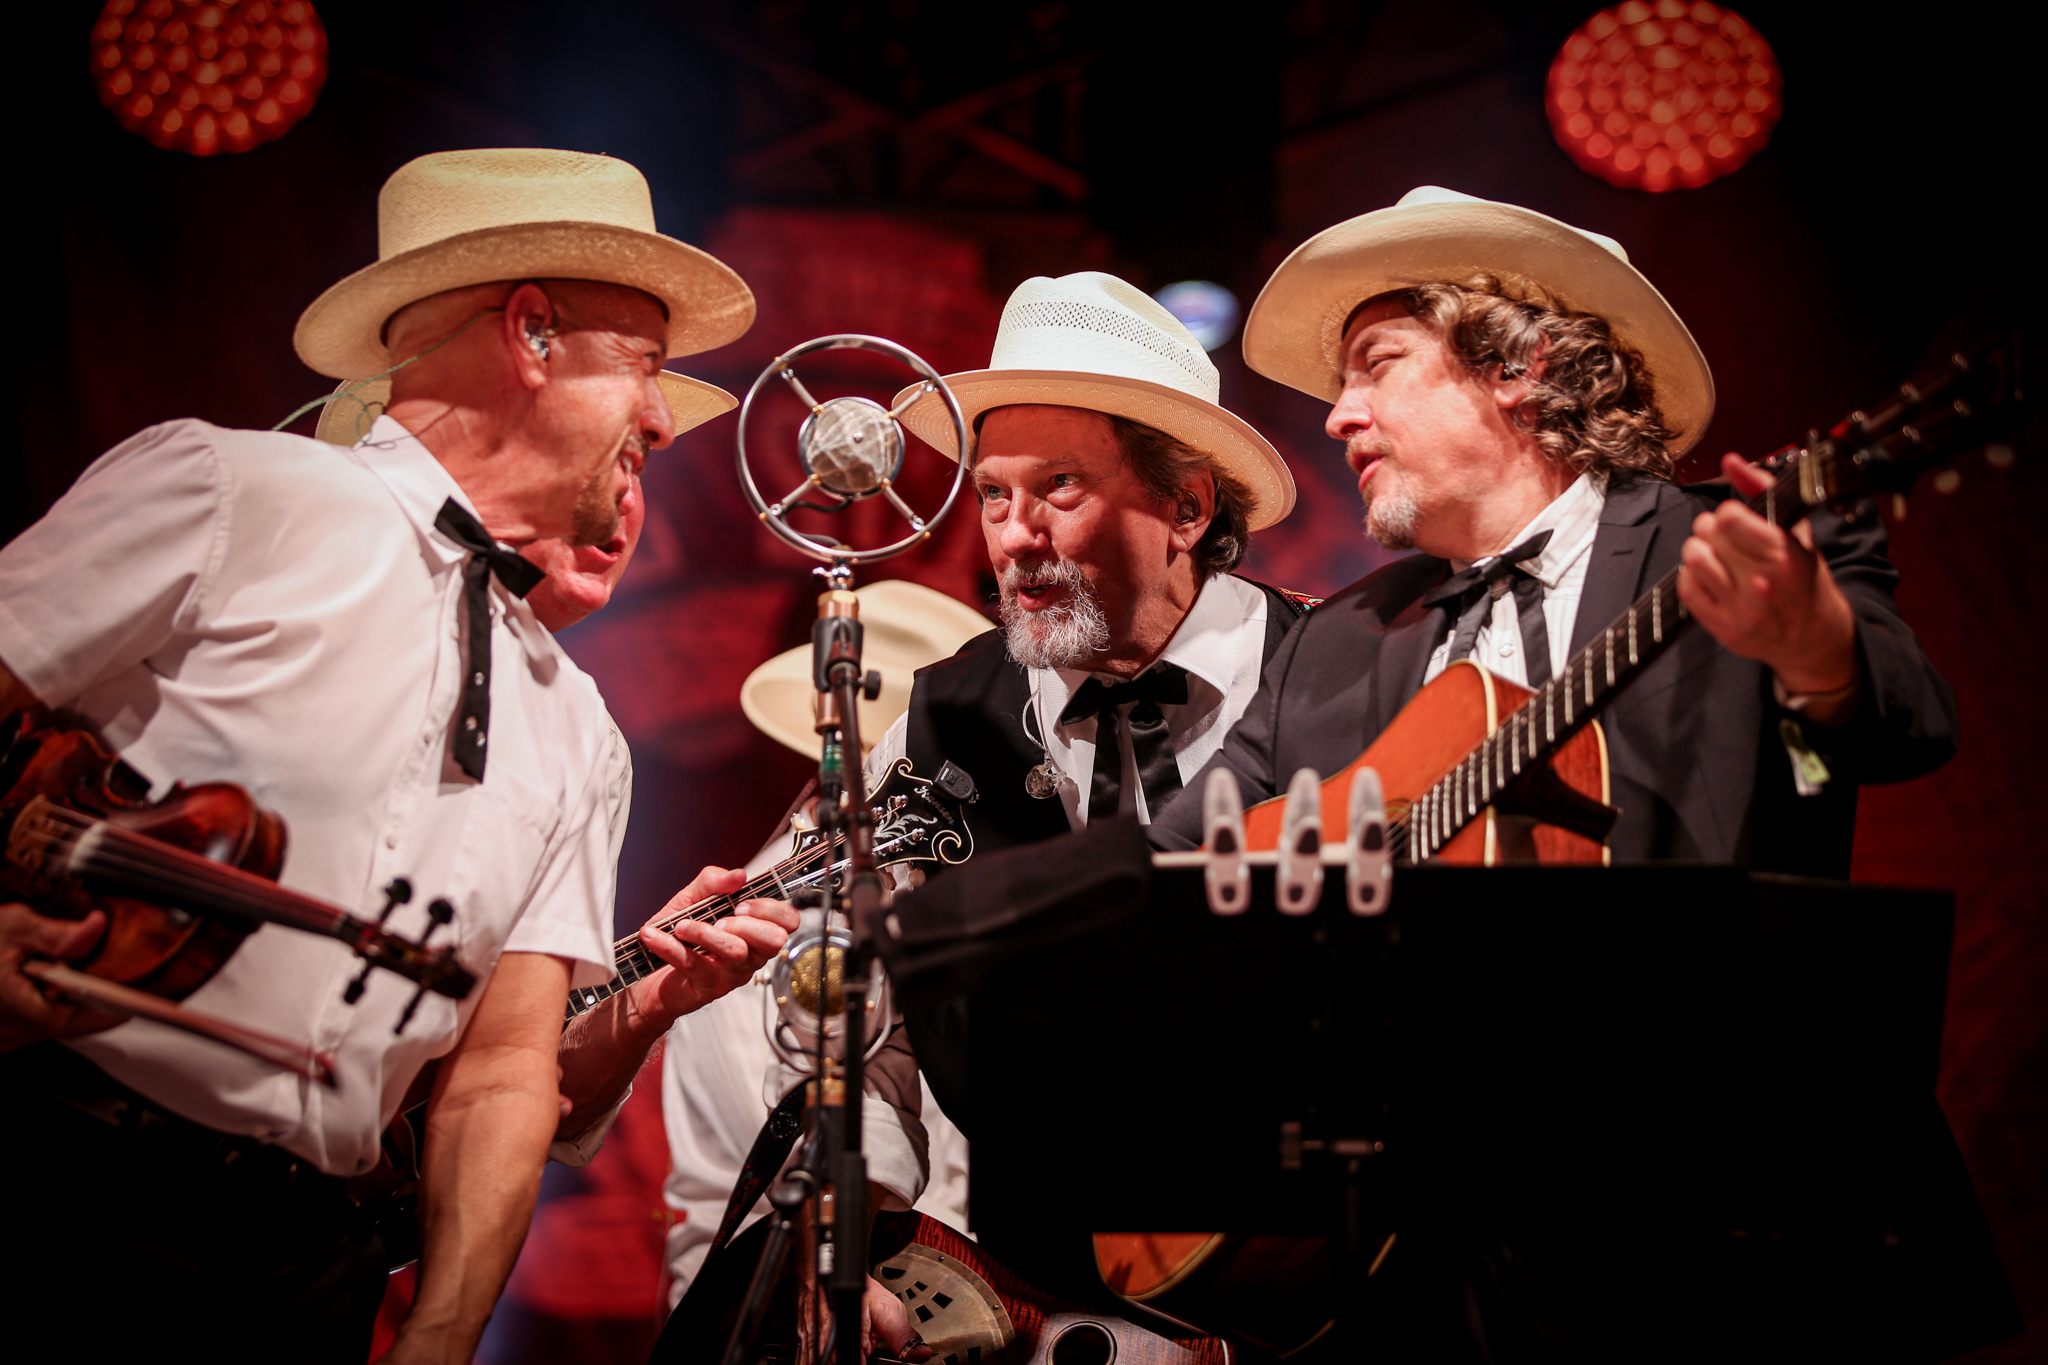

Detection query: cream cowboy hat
xmin=294 ymin=148 xmax=755 ymax=380
xmin=892 ymin=272 xmax=1295 ymax=531
xmin=309 ymin=371 xmax=736 ymax=447
xmin=1241 ymin=186 xmax=1715 ymax=453
xmin=742 ymin=580 xmax=994 ymax=759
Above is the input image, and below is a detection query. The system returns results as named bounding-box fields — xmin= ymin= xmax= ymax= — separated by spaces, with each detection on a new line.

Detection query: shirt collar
xmin=1041 ymin=572 xmax=1244 ymax=723
xmin=1448 ymin=471 xmax=1608 ymax=589
xmin=352 ymin=415 xmax=561 ymax=669
xmin=352 ymin=414 xmax=482 ymax=572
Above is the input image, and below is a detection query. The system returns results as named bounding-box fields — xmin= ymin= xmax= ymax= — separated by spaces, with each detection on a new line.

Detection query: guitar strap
xmin=706 ymin=1082 xmax=809 ymax=1260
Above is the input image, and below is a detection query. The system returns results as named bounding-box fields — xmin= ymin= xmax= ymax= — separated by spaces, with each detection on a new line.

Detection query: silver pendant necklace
xmin=1022 ymin=682 xmax=1062 ymax=800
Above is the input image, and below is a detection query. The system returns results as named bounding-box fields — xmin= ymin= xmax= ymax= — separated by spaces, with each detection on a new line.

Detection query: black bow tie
xmin=1060 ymin=664 xmax=1190 ymax=825
xmin=1419 ymin=530 xmax=1554 ymax=611
xmin=435 ymin=498 xmax=545 ymax=780
xmin=1059 ymin=664 xmax=1191 ymax=725
xmin=1421 ymin=529 xmax=1557 ymax=688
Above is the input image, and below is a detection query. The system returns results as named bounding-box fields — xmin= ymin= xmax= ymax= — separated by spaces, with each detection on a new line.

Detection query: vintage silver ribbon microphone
xmin=731 ymin=335 xmax=968 ymax=1365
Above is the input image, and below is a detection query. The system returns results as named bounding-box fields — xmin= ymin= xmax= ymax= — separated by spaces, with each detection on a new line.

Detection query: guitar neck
xmin=1402 ymin=562 xmax=1693 ymax=862
xmin=563 ymin=834 xmax=859 ymax=1024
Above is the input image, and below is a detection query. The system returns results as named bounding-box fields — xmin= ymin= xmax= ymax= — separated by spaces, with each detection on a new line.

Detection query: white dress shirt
xmin=1422 ymin=472 xmax=1607 ymax=689
xmin=867 ymin=571 xmax=1275 ymax=828
xmin=0 ymin=416 xmax=616 ymax=1175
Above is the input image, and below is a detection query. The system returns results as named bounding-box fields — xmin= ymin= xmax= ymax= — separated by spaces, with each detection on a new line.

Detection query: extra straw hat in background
xmin=295 ymin=149 xmax=755 ymax=379
xmin=893 ymin=272 xmax=1295 ymax=531
xmin=1241 ymin=186 xmax=1715 ymax=453
xmin=310 ymin=372 xmax=736 ymax=447
xmin=742 ymin=580 xmax=994 ymax=759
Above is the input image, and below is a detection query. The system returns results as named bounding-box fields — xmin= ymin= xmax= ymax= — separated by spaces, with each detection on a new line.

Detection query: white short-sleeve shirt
xmin=0 ymin=416 xmax=616 ymax=1175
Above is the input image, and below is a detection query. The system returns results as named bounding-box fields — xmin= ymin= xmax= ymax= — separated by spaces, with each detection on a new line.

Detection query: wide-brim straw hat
xmin=893 ymin=272 xmax=1295 ymax=531
xmin=742 ymin=580 xmax=994 ymax=759
xmin=310 ymin=371 xmax=736 ymax=448
xmin=295 ymin=149 xmax=755 ymax=380
xmin=1241 ymin=186 xmax=1715 ymax=453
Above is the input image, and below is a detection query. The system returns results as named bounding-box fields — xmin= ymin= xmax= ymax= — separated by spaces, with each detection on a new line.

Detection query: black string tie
xmin=434 ymin=498 xmax=545 ymax=780
xmin=1060 ymin=663 xmax=1190 ymax=825
xmin=1420 ymin=530 xmax=1556 ymax=688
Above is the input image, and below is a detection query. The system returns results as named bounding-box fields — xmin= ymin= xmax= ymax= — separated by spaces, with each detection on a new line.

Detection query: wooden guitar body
xmin=1240 ymin=661 xmax=1614 ymax=865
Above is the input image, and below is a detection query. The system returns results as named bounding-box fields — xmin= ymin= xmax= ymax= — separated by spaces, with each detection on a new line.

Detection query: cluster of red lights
xmin=90 ymin=0 xmax=328 ymax=157
xmin=1546 ymin=1 xmax=1781 ymax=193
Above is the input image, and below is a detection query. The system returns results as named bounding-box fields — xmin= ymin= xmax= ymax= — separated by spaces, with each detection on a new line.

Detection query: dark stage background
xmin=8 ymin=2 xmax=2044 ymax=1361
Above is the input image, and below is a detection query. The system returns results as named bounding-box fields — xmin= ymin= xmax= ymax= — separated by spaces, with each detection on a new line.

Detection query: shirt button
xmin=1500 ymin=642 xmax=1516 ymax=656
xmin=385 ymin=833 xmax=399 ymax=848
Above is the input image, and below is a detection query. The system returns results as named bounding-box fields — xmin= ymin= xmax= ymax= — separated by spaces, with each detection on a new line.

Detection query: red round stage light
xmin=1545 ymin=1 xmax=1781 ymax=193
xmin=89 ymin=0 xmax=328 ymax=157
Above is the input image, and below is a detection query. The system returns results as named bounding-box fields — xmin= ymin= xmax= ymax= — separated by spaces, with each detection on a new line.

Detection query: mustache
xmin=1347 ymin=436 xmax=1392 ymax=465
xmin=999 ymin=556 xmax=1090 ymax=596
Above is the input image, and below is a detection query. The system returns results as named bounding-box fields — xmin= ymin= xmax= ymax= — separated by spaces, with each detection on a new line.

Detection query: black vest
xmin=901 ymin=577 xmax=1310 ymax=867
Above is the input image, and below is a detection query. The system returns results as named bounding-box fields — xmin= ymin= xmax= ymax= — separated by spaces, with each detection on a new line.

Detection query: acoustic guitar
xmin=1094 ymin=335 xmax=2027 ymax=1348
xmin=1231 ymin=334 xmax=2026 ymax=866
xmin=351 ymin=758 xmax=978 ymax=1269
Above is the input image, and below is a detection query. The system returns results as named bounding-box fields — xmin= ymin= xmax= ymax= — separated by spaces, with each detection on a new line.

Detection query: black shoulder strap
xmin=1233 ymin=574 xmax=1322 ymax=667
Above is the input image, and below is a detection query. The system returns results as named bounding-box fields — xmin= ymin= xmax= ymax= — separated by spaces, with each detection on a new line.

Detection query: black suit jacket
xmin=1150 ymin=477 xmax=1957 ymax=876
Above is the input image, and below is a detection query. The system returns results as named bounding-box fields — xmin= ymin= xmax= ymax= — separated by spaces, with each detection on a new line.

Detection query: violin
xmin=1 ymin=709 xmax=475 ymax=1061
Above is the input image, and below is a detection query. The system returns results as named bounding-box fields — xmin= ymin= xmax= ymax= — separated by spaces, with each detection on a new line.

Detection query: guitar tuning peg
xmin=1933 ymin=469 xmax=1961 ymax=494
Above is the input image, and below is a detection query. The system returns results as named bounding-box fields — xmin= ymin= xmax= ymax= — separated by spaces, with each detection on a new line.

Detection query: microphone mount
xmin=736 ymin=334 xmax=969 ymax=568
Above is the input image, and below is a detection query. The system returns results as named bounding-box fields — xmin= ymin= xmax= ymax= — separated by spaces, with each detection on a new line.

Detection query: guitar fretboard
xmin=561 ymin=823 xmax=931 ymax=1023
xmin=1399 ymin=566 xmax=1691 ymax=862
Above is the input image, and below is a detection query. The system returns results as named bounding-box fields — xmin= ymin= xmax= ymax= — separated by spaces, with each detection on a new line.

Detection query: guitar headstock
xmin=1762 ymin=332 xmax=2026 ymax=514
xmin=793 ymin=757 xmax=978 ymax=872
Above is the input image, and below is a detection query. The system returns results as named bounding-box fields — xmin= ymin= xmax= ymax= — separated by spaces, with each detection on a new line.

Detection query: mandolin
xmin=654 ymin=1209 xmax=1228 ymax=1365
xmin=356 ymin=757 xmax=979 ymax=1268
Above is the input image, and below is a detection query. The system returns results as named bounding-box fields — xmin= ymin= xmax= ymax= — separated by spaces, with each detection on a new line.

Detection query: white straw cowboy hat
xmin=310 ymin=372 xmax=736 ymax=448
xmin=893 ymin=272 xmax=1296 ymax=530
xmin=1241 ymin=186 xmax=1715 ymax=453
xmin=295 ymin=148 xmax=755 ymax=380
xmin=742 ymin=580 xmax=994 ymax=759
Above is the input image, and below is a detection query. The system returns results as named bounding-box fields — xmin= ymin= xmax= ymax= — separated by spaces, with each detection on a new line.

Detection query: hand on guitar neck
xmin=1679 ymin=453 xmax=1862 ymax=723
xmin=555 ymin=865 xmax=799 ymax=1141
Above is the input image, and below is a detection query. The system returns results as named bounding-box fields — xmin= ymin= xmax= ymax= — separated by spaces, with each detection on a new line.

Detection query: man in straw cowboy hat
xmin=665 ymin=271 xmax=1315 ymax=1349
xmin=1141 ymin=187 xmax=1959 ymax=1353
xmin=1152 ymin=186 xmax=1955 ymax=873
xmin=0 ymin=148 xmax=796 ymax=1363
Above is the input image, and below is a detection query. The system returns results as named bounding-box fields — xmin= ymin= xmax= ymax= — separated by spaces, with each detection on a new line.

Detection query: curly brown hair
xmin=1106 ymin=415 xmax=1253 ymax=579
xmin=1379 ymin=275 xmax=1676 ymax=482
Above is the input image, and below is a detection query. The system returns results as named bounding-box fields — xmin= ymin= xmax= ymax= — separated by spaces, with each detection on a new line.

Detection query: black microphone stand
xmin=807 ymin=561 xmax=886 ymax=1365
xmin=724 ymin=334 xmax=966 ymax=1365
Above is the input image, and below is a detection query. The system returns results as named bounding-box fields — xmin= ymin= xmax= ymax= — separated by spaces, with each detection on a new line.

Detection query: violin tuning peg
xmin=342 ymin=961 xmax=375 ymax=1006
xmin=394 ymin=986 xmax=427 ymax=1036
xmin=427 ymin=898 xmax=454 ymax=926
xmin=384 ymin=877 xmax=413 ymax=904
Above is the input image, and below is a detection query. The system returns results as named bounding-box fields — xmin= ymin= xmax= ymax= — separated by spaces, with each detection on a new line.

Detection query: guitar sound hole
xmin=1049 ymin=1323 xmax=1115 ymax=1365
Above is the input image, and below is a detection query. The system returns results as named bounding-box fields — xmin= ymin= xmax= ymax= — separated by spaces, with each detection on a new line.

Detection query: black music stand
xmin=874 ymin=817 xmax=2021 ymax=1363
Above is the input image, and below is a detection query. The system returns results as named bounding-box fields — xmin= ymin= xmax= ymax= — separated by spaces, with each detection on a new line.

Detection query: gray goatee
xmin=998 ymin=557 xmax=1110 ymax=671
